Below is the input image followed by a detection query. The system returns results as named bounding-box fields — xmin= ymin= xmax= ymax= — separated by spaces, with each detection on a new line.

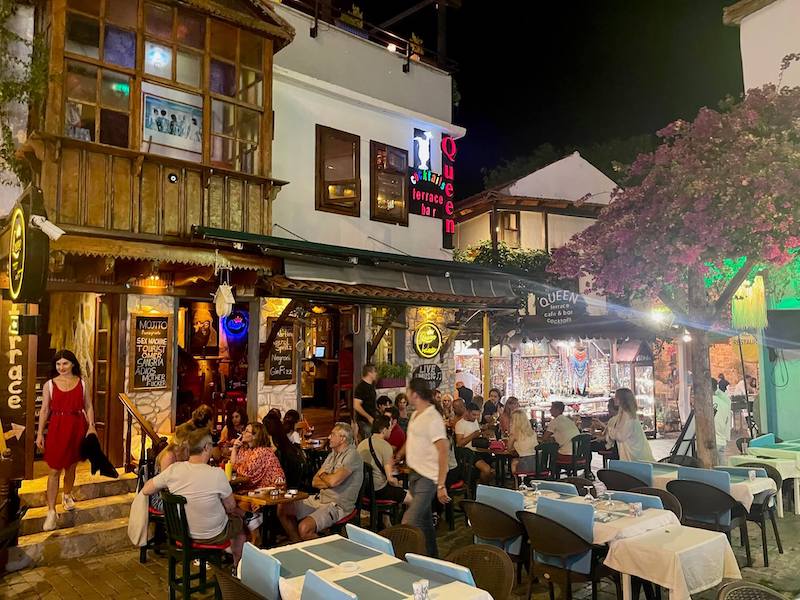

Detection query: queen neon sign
xmin=408 ymin=135 xmax=457 ymax=248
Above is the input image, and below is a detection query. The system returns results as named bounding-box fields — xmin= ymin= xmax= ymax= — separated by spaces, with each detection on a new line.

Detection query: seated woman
xmin=230 ymin=422 xmax=286 ymax=489
xmin=394 ymin=393 xmax=410 ymax=431
xmin=604 ymin=388 xmax=654 ymax=462
xmin=220 ymin=407 xmax=248 ymax=444
xmin=265 ymin=415 xmax=309 ymax=491
xmin=507 ymin=409 xmax=539 ymax=475
xmin=499 ymin=396 xmax=520 ymax=437
xmin=283 ymin=409 xmax=302 ymax=444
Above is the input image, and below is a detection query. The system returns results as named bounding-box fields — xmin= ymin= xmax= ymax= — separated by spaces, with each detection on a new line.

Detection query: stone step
xmin=18 ymin=516 xmax=132 ymax=565
xmin=20 ymin=493 xmax=136 ymax=536
xmin=20 ymin=469 xmax=137 ymax=508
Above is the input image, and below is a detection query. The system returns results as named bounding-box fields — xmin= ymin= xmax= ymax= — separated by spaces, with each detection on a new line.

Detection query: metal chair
xmin=461 ymin=499 xmax=527 ymax=584
xmin=212 ymin=564 xmax=267 ymax=600
xmin=446 ymin=544 xmax=515 ymax=600
xmin=535 ymin=441 xmax=559 ymax=480
xmin=161 ymin=491 xmax=230 ymax=599
xmin=630 ymin=487 xmax=682 ymax=520
xmin=378 ymin=524 xmax=425 ymax=560
xmin=666 ymin=480 xmax=752 ymax=567
xmin=716 ymin=580 xmax=786 ymax=600
xmin=555 ymin=434 xmax=593 ymax=479
xmin=597 ymin=469 xmax=648 ymax=491
xmin=359 ymin=463 xmax=400 ymax=531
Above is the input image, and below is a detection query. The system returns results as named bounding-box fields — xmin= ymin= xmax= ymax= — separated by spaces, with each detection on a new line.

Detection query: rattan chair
xmin=716 ymin=580 xmax=786 ymax=600
xmin=562 ymin=477 xmax=596 ymax=497
xmin=379 ymin=524 xmax=425 ymax=560
xmin=597 ymin=469 xmax=648 ymax=491
xmin=445 ymin=544 xmax=515 ymax=600
xmin=630 ymin=487 xmax=682 ymax=520
xmin=659 ymin=455 xmax=702 ymax=468
xmin=212 ymin=565 xmax=268 ymax=600
xmin=460 ymin=499 xmax=527 ymax=584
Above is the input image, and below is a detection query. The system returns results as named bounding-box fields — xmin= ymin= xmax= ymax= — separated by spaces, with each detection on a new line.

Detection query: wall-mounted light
xmin=167 ymin=172 xmax=179 ymax=183
xmin=387 ymin=43 xmax=397 ymax=53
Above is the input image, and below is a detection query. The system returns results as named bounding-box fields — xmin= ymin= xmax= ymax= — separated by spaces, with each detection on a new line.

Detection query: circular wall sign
xmin=8 ymin=206 xmax=25 ymax=301
xmin=412 ymin=364 xmax=443 ymax=390
xmin=413 ymin=321 xmax=443 ymax=359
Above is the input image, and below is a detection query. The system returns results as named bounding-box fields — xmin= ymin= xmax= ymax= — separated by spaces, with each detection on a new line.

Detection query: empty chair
xmin=630 ymin=487 xmax=682 ymax=520
xmin=446 ymin=544 xmax=515 ymax=600
xmin=461 ymin=497 xmax=527 ymax=583
xmin=300 ymin=570 xmax=357 ymax=600
xmin=561 ymin=476 xmax=596 ymax=497
xmin=474 ymin=485 xmax=526 ymax=554
xmin=345 ymin=523 xmax=395 ymax=556
xmin=240 ymin=542 xmax=280 ymax=600
xmin=405 ymin=553 xmax=475 ymax=586
xmin=603 ymin=490 xmax=663 ymax=510
xmin=597 ymin=469 xmax=648 ymax=491
xmin=212 ymin=564 xmax=268 ymax=600
xmin=524 ymin=480 xmax=579 ymax=496
xmin=607 ymin=459 xmax=654 ymax=486
xmin=659 ymin=455 xmax=701 ymax=467
xmin=716 ymin=580 xmax=786 ymax=600
xmin=378 ymin=524 xmax=425 ymax=560
xmin=748 ymin=433 xmax=775 ymax=448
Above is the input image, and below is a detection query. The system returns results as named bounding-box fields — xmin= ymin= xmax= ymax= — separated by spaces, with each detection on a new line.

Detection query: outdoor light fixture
xmin=387 ymin=43 xmax=397 ymax=53
xmin=30 ymin=215 xmax=65 ymax=241
xmin=649 ymin=310 xmax=665 ymax=324
xmin=682 ymin=330 xmax=692 ymax=343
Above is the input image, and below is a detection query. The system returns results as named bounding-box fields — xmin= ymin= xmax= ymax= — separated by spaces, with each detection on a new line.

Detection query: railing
xmin=118 ymin=393 xmax=166 ymax=483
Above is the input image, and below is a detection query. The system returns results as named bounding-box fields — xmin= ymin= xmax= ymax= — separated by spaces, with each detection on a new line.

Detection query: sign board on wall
xmin=535 ymin=291 xmax=588 ymax=327
xmin=0 ymin=300 xmax=35 ymax=479
xmin=408 ymin=134 xmax=457 ymax=250
xmin=265 ymin=319 xmax=296 ymax=384
xmin=413 ymin=321 xmax=443 ymax=359
xmin=7 ymin=198 xmax=49 ymax=304
xmin=130 ymin=314 xmax=172 ymax=391
xmin=412 ymin=363 xmax=443 ymax=390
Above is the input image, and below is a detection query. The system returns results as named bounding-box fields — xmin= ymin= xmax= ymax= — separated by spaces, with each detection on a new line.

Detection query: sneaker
xmin=62 ymin=494 xmax=76 ymax=511
xmin=43 ymin=510 xmax=57 ymax=532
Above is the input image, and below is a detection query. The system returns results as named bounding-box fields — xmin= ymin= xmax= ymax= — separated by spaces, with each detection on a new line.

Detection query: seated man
xmin=376 ymin=395 xmax=393 ymax=415
xmin=358 ymin=416 xmax=411 ymax=526
xmin=383 ymin=405 xmax=406 ymax=452
xmin=454 ymin=402 xmax=495 ymax=484
xmin=278 ymin=422 xmax=363 ymax=541
xmin=541 ymin=401 xmax=580 ymax=460
xmin=142 ymin=428 xmax=246 ymax=565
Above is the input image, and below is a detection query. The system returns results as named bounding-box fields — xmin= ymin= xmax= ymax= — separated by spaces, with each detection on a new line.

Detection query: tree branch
xmin=712 ymin=257 xmax=753 ymax=322
xmin=657 ymin=289 xmax=690 ymax=324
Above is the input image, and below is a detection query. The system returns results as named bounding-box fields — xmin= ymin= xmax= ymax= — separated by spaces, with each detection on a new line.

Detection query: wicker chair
xmin=379 ymin=524 xmax=425 ymax=560
xmin=597 ymin=469 xmax=648 ymax=491
xmin=212 ymin=565 xmax=268 ymax=600
xmin=716 ymin=580 xmax=786 ymax=600
xmin=630 ymin=487 xmax=682 ymax=520
xmin=445 ymin=544 xmax=515 ymax=600
xmin=460 ymin=500 xmax=527 ymax=584
xmin=562 ymin=477 xmax=596 ymax=497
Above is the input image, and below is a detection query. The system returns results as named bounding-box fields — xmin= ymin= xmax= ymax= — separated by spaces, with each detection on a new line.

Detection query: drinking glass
xmin=583 ymin=485 xmax=595 ymax=503
xmin=530 ymin=481 xmax=540 ymax=497
xmin=600 ymin=491 xmax=613 ymax=508
xmin=517 ymin=474 xmax=528 ymax=492
xmin=275 ymin=475 xmax=286 ymax=491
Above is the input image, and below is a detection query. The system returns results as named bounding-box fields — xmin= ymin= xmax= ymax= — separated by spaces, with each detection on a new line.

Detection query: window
xmin=370 ymin=141 xmax=408 ymax=226
xmin=144 ymin=3 xmax=205 ymax=87
xmin=316 ymin=125 xmax=361 ymax=216
xmin=499 ymin=211 xmax=521 ymax=248
xmin=211 ymin=100 xmax=260 ymax=173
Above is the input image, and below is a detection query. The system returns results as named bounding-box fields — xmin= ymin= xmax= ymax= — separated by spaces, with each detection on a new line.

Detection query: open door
xmin=93 ymin=294 xmax=124 ymax=464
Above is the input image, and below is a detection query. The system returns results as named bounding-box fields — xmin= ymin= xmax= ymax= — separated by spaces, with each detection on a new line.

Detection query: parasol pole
xmin=737 ymin=333 xmax=756 ymax=438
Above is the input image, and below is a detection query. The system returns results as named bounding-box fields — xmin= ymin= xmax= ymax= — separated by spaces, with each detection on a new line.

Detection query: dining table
xmin=474 ymin=445 xmax=514 ymax=485
xmin=249 ymin=534 xmax=492 ymax=600
xmin=729 ymin=454 xmax=800 ymax=517
xmin=234 ymin=489 xmax=310 ymax=547
xmin=649 ymin=462 xmax=776 ymax=511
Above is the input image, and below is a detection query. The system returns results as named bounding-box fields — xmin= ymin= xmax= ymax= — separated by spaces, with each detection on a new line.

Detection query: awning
xmin=519 ymin=315 xmax=657 ymax=342
xmin=52 ymin=235 xmax=268 ymax=271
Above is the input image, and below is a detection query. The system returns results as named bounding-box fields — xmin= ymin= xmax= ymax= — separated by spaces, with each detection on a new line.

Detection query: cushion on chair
xmin=175 ymin=539 xmax=231 ymax=550
xmin=334 ymin=508 xmax=359 ymax=526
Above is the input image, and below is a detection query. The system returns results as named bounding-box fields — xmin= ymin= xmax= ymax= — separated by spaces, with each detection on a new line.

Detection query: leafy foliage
xmin=453 ymin=239 xmax=561 ymax=286
xmin=377 ymin=362 xmax=410 ymax=380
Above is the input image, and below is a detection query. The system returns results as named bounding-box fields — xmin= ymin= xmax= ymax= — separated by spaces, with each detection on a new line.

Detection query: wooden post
xmin=482 ymin=311 xmax=490 ymax=397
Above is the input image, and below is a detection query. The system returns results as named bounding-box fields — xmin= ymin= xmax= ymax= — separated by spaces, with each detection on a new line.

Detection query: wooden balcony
xmin=29 ymin=134 xmax=278 ymax=240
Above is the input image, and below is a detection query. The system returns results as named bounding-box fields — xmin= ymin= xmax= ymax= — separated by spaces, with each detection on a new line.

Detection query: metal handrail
xmin=118 ymin=393 xmax=165 ymax=476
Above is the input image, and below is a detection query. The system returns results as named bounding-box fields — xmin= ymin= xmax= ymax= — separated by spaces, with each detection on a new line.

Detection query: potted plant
xmin=376 ymin=362 xmax=410 ymax=389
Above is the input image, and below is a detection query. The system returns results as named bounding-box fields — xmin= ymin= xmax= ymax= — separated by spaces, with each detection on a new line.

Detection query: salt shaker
xmin=412 ymin=579 xmax=430 ymax=600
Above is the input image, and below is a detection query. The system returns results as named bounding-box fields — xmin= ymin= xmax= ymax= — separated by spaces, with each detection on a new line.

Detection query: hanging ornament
xmin=214 ymin=266 xmax=235 ymax=318
xmin=731 ymin=275 xmax=767 ymax=330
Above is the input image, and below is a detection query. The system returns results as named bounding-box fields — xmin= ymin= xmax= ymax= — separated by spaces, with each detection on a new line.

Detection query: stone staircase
xmin=16 ymin=468 xmax=138 ymax=565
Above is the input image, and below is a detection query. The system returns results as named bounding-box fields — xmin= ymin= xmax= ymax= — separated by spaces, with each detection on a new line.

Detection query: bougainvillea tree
xmin=549 ymin=85 xmax=800 ymax=467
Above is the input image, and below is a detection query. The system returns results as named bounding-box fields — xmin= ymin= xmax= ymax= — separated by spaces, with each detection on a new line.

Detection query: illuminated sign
xmin=408 ymin=134 xmax=457 ymax=249
xmin=8 ymin=207 xmax=25 ymax=301
xmin=7 ymin=198 xmax=48 ymax=304
xmin=413 ymin=321 xmax=443 ymax=359
xmin=413 ymin=128 xmax=432 ymax=170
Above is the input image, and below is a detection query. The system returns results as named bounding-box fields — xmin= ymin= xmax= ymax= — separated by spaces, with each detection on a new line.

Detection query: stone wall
xmin=257 ymin=297 xmax=298 ymax=417
xmin=404 ymin=306 xmax=457 ymax=394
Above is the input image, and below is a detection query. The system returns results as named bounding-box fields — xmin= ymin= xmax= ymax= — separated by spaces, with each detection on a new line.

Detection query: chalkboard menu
xmin=130 ymin=314 xmax=172 ymax=391
xmin=265 ymin=319 xmax=295 ymax=384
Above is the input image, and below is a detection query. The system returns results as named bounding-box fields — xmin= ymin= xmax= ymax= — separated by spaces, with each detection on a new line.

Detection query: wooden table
xmin=235 ymin=490 xmax=310 ymax=547
xmin=474 ymin=446 xmax=514 ymax=485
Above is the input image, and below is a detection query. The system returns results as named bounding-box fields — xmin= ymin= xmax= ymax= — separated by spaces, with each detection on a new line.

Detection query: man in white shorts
xmin=277 ymin=422 xmax=363 ymax=541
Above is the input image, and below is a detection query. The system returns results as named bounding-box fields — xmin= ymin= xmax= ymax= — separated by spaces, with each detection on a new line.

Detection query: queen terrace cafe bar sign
xmin=409 ymin=134 xmax=457 ymax=249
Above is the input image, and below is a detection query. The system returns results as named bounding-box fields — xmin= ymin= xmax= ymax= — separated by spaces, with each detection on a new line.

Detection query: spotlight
xmin=682 ymin=330 xmax=692 ymax=343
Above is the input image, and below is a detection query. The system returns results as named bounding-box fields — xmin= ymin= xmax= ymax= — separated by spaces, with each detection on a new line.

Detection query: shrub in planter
xmin=376 ymin=362 xmax=410 ymax=389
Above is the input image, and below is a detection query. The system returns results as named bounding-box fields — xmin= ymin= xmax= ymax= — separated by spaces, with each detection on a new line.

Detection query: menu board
xmin=265 ymin=319 xmax=295 ymax=384
xmin=130 ymin=314 xmax=172 ymax=391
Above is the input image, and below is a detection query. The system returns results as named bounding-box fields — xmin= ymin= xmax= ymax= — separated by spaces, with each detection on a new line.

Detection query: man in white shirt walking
xmin=402 ymin=378 xmax=450 ymax=557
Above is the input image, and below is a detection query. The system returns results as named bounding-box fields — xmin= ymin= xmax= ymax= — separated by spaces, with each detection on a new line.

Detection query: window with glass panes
xmin=63 ymin=0 xmax=266 ymax=175
xmin=370 ymin=141 xmax=408 ymax=226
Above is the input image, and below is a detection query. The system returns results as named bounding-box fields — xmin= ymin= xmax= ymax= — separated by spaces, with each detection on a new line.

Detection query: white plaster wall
xmin=273 ymin=4 xmax=453 ymax=123
xmin=256 ymin=372 xmax=297 ymax=419
xmin=738 ymin=0 xmax=800 ymax=89
xmin=455 ymin=213 xmax=490 ymax=249
xmin=520 ymin=212 xmax=545 ymax=250
xmin=507 ymin=152 xmax=617 ymax=205
xmin=547 ymin=215 xmax=596 ymax=250
xmin=272 ymin=72 xmax=458 ymax=259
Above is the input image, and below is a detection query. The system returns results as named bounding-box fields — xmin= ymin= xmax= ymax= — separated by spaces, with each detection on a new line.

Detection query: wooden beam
xmin=366 ymin=307 xmax=399 ymax=363
xmin=264 ymin=299 xmax=298 ymax=354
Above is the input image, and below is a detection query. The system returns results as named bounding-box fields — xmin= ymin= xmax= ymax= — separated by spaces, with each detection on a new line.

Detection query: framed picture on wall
xmin=142 ymin=88 xmax=202 ymax=154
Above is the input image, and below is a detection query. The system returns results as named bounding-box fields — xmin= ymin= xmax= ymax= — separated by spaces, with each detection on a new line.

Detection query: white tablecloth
xmin=731 ymin=454 xmax=800 ymax=479
xmin=651 ymin=469 xmax=776 ymax=511
xmin=604 ymin=525 xmax=741 ymax=600
xmin=258 ymin=536 xmax=492 ymax=600
xmin=745 ymin=446 xmax=800 ymax=469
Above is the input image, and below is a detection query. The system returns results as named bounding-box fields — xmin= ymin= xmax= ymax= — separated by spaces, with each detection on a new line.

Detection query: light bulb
xmin=682 ymin=330 xmax=692 ymax=343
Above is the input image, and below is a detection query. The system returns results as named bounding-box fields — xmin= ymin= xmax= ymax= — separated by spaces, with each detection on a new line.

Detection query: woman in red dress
xmin=35 ymin=350 xmax=96 ymax=531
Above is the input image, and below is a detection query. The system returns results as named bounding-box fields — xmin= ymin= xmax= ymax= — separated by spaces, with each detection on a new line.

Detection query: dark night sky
xmin=359 ymin=1 xmax=745 ymax=196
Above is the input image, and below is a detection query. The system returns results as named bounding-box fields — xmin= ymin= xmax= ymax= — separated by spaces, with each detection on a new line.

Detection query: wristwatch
xmin=437 ymin=484 xmax=446 ymax=490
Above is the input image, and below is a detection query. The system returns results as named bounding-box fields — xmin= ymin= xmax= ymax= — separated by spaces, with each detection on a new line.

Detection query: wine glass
xmin=583 ymin=485 xmax=595 ymax=504
xmin=530 ymin=481 xmax=540 ymax=497
xmin=517 ymin=474 xmax=528 ymax=492
xmin=600 ymin=491 xmax=613 ymax=508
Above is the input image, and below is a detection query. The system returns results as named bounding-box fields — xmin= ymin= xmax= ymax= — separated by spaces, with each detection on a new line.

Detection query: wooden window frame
xmin=369 ymin=140 xmax=409 ymax=226
xmin=315 ymin=124 xmax=361 ymax=217
xmin=499 ymin=210 xmax=521 ymax=248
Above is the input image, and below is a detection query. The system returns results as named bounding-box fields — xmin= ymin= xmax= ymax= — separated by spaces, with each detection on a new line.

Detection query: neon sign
xmin=408 ymin=134 xmax=457 ymax=249
xmin=413 ymin=321 xmax=443 ymax=359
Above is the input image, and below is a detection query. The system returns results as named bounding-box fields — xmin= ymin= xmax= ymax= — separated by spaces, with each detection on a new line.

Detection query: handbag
xmin=472 ymin=437 xmax=490 ymax=449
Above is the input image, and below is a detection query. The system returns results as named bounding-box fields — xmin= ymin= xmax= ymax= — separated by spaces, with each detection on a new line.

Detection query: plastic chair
xmin=378 ymin=524 xmax=425 ymax=560
xmin=161 ymin=491 xmax=230 ymax=599
xmin=748 ymin=433 xmax=775 ymax=449
xmin=561 ymin=477 xmax=596 ymax=497
xmin=300 ymin=570 xmax=357 ymax=600
xmin=517 ymin=507 xmax=620 ymax=600
xmin=535 ymin=441 xmax=559 ymax=480
xmin=446 ymin=544 xmax=515 ymax=600
xmin=359 ymin=463 xmax=400 ymax=531
xmin=630 ymin=487 xmax=682 ymax=520
xmin=597 ymin=469 xmax=648 ymax=491
xmin=345 ymin=523 xmax=395 ymax=556
xmin=716 ymin=580 xmax=786 ymax=600
xmin=604 ymin=491 xmax=663 ymax=510
xmin=405 ymin=553 xmax=476 ymax=586
xmin=524 ymin=480 xmax=579 ymax=496
xmin=461 ymin=499 xmax=527 ymax=583
xmin=555 ymin=434 xmax=593 ymax=478
xmin=212 ymin=564 xmax=267 ymax=600
xmin=240 ymin=542 xmax=280 ymax=600
xmin=607 ymin=459 xmax=654 ymax=486
xmin=666 ymin=479 xmax=752 ymax=567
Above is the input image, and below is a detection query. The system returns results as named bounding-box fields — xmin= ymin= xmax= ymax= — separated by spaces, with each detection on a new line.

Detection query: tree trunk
xmin=690 ymin=328 xmax=717 ymax=467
